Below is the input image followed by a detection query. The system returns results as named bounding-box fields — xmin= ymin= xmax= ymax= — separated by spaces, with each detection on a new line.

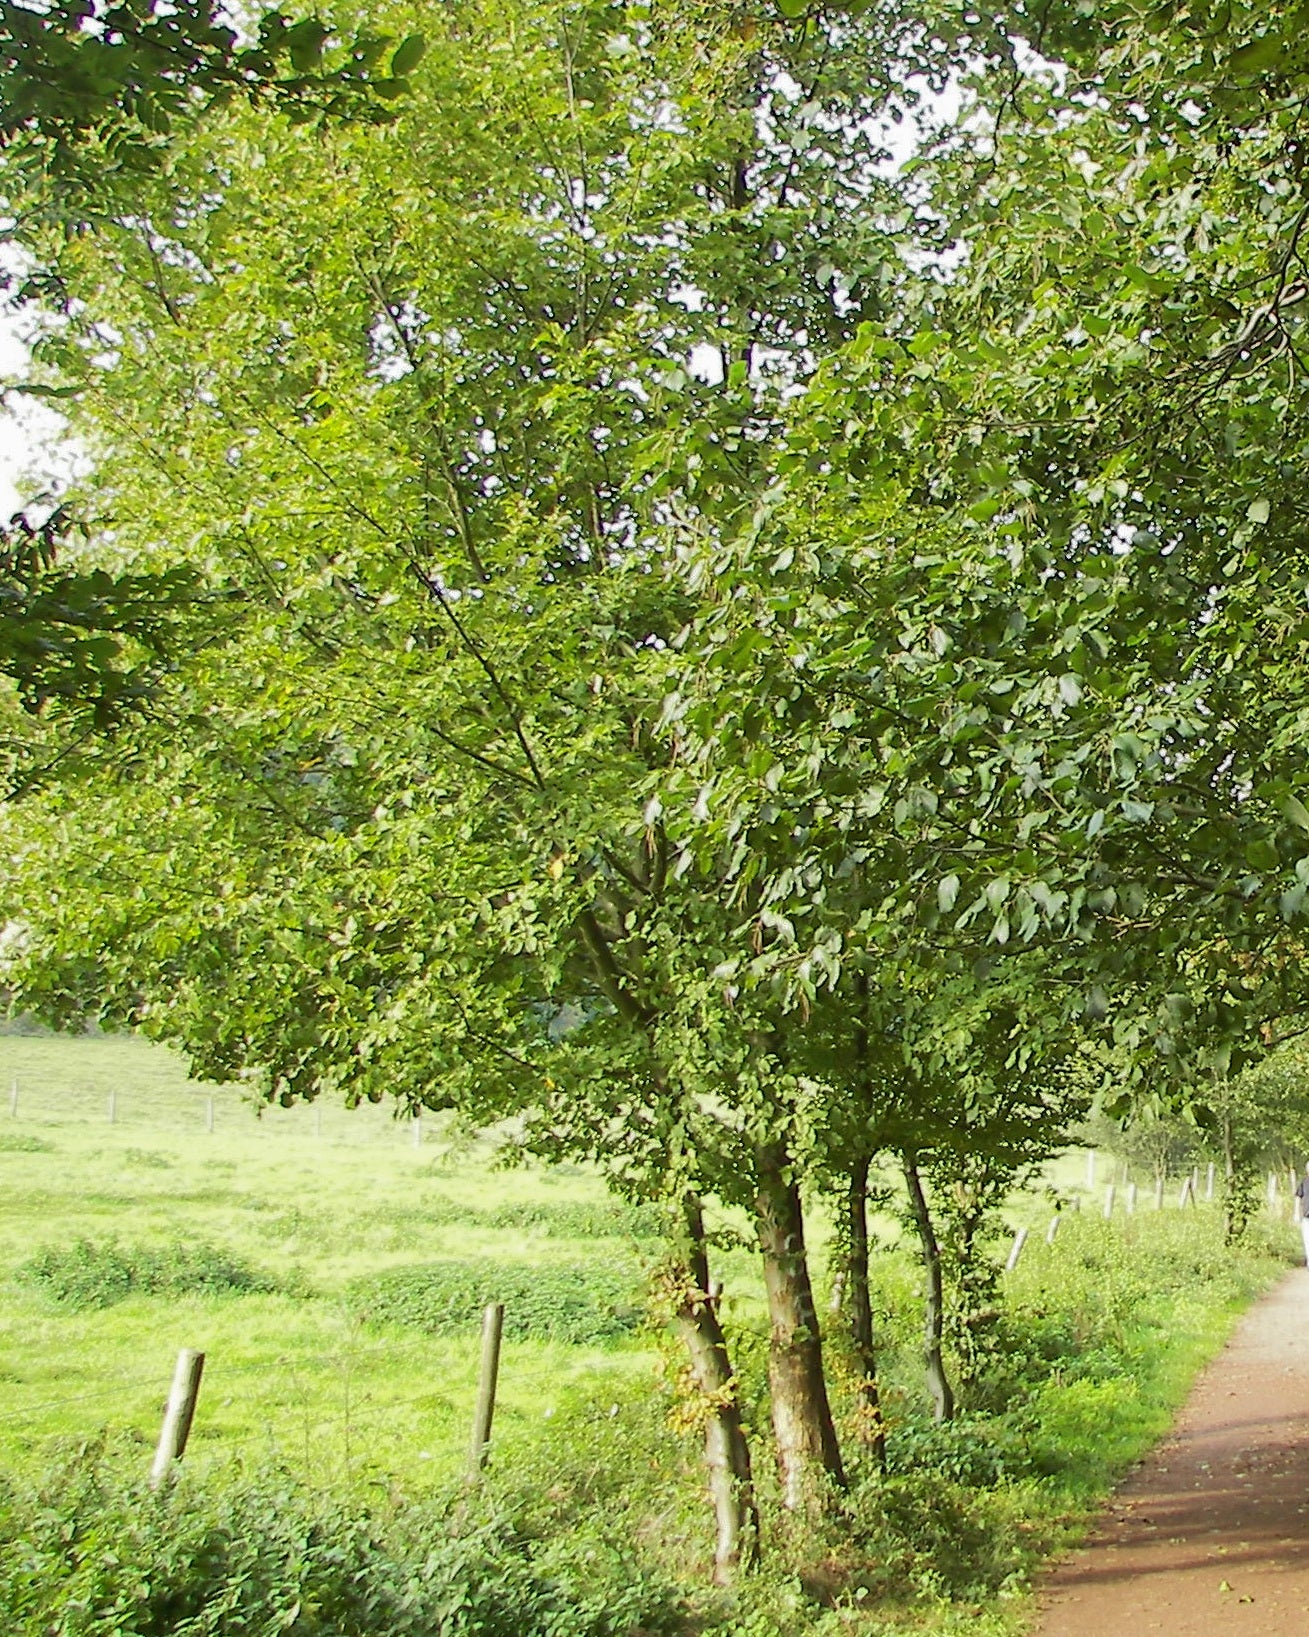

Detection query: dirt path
xmin=1031 ymin=1269 xmax=1309 ymax=1636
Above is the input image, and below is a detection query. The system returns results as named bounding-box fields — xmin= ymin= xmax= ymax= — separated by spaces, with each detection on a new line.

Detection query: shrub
xmin=349 ymin=1258 xmax=646 ymax=1345
xmin=0 ymin=1456 xmax=679 ymax=1636
xmin=19 ymin=1239 xmax=281 ymax=1309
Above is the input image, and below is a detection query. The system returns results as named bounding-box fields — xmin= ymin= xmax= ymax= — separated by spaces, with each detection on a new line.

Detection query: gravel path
xmin=1031 ymin=1268 xmax=1309 ymax=1635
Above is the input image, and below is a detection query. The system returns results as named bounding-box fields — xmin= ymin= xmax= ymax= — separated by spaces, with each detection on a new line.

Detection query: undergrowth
xmin=0 ymin=1450 xmax=680 ymax=1637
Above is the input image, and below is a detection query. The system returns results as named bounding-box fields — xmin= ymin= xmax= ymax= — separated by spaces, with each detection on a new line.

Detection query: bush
xmin=486 ymin=1200 xmax=664 ymax=1240
xmin=19 ymin=1238 xmax=281 ymax=1309
xmin=349 ymin=1258 xmax=646 ymax=1345
xmin=0 ymin=1455 xmax=679 ymax=1636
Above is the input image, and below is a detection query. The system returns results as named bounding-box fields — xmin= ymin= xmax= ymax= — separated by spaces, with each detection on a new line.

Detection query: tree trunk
xmin=671 ymin=1193 xmax=759 ymax=1582
xmin=846 ymin=1152 xmax=887 ymax=1470
xmin=902 ymin=1153 xmax=954 ymax=1423
xmin=753 ymin=1141 xmax=846 ymax=1509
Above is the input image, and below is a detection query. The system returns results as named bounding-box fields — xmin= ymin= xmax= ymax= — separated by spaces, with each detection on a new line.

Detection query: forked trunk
xmin=672 ymin=1193 xmax=758 ymax=1580
xmin=753 ymin=1142 xmax=846 ymax=1510
xmin=902 ymin=1153 xmax=955 ymax=1423
xmin=846 ymin=1152 xmax=887 ymax=1469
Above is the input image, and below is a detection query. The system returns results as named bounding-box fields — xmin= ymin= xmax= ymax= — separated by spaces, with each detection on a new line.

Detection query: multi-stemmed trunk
xmin=754 ymin=1140 xmax=846 ymax=1510
xmin=670 ymin=1192 xmax=758 ymax=1581
xmin=901 ymin=1152 xmax=955 ymax=1423
xmin=846 ymin=1152 xmax=887 ymax=1469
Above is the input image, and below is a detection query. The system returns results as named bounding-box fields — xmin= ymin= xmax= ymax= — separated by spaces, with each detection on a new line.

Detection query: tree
xmin=12 ymin=0 xmax=1309 ymax=1563
xmin=0 ymin=0 xmax=975 ymax=1552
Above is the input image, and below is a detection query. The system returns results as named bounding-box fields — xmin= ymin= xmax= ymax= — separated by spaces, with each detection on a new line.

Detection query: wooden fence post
xmin=1045 ymin=1214 xmax=1061 ymax=1245
xmin=205 ymin=1097 xmax=215 ymax=1134
xmin=1127 ymin=1182 xmax=1138 ymax=1214
xmin=150 ymin=1348 xmax=205 ymax=1487
xmin=1005 ymin=1227 xmax=1029 ymax=1271
xmin=1268 ymin=1171 xmax=1279 ymax=1207
xmin=1103 ymin=1184 xmax=1116 ymax=1220
xmin=1086 ymin=1151 xmax=1096 ymax=1189
xmin=467 ymin=1302 xmax=505 ymax=1478
xmin=1206 ymin=1163 xmax=1215 ymax=1201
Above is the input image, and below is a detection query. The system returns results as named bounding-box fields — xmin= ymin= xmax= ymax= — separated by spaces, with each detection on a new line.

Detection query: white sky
xmin=0 ymin=314 xmax=61 ymax=518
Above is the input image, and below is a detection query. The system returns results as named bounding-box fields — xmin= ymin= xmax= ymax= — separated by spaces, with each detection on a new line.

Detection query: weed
xmin=121 ymin=1147 xmax=171 ymax=1169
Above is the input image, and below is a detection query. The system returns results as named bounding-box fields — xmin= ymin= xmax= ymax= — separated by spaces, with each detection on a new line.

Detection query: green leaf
xmin=1247 ymin=497 xmax=1271 ymax=525
xmin=937 ymin=873 xmax=960 ymax=913
xmin=1228 ymin=34 xmax=1284 ymax=75
xmin=776 ymin=0 xmax=808 ymax=17
xmin=390 ymin=34 xmax=426 ymax=77
xmin=285 ymin=18 xmax=329 ymax=73
xmin=1244 ymin=837 xmax=1279 ymax=872
xmin=1280 ymin=794 xmax=1309 ymax=832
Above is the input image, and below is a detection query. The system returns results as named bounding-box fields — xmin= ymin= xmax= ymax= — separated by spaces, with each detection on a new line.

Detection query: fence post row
xmin=150 ymin=1348 xmax=205 ymax=1488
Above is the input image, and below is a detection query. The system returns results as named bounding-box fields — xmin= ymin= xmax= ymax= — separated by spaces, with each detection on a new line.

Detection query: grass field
xmin=0 ymin=1033 xmax=667 ymax=1487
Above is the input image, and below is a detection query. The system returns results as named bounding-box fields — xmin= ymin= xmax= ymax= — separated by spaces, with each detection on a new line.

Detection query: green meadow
xmin=0 ymin=1033 xmax=664 ymax=1488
